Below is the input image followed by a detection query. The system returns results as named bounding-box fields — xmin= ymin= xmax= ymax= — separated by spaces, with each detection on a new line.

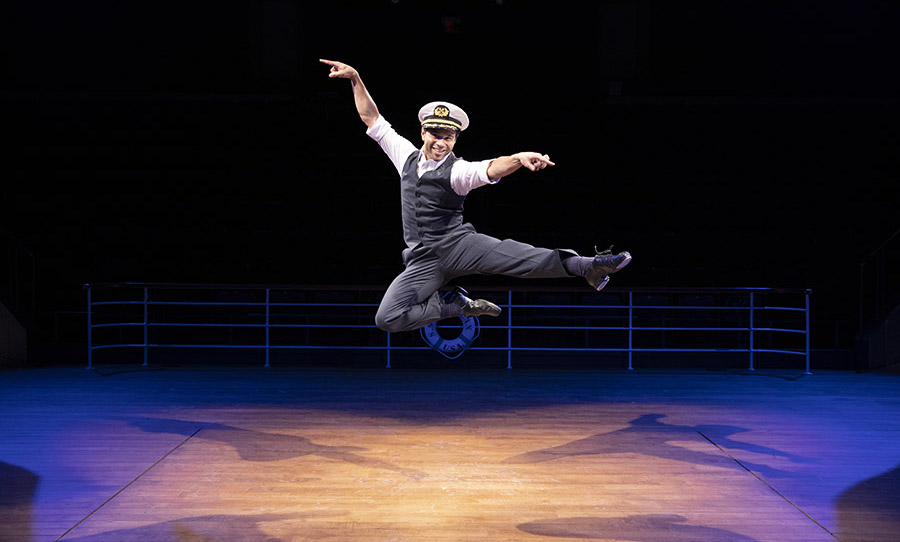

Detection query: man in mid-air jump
xmin=321 ymin=59 xmax=631 ymax=333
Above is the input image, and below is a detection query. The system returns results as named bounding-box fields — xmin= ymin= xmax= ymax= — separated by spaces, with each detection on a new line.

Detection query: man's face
xmin=421 ymin=127 xmax=458 ymax=161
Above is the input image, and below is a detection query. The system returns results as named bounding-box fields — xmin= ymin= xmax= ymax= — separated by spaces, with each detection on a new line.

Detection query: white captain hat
xmin=418 ymin=101 xmax=470 ymax=132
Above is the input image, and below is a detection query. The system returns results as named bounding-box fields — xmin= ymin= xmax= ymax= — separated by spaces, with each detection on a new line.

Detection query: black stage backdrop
xmin=2 ymin=1 xmax=898 ymax=355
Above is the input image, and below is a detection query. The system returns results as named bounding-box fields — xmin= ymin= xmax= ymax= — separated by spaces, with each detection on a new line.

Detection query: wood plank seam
xmin=52 ymin=426 xmax=204 ymax=542
xmin=697 ymin=430 xmax=840 ymax=540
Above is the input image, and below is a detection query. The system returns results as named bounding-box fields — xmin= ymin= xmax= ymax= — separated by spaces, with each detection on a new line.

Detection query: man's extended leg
xmin=441 ymin=234 xmax=575 ymax=279
xmin=441 ymin=234 xmax=630 ymax=290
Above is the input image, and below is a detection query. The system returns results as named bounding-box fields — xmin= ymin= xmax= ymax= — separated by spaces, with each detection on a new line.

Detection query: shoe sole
xmin=443 ymin=286 xmax=469 ymax=301
xmin=469 ymin=300 xmax=502 ymax=318
xmin=594 ymin=275 xmax=610 ymax=291
xmin=614 ymin=252 xmax=632 ymax=272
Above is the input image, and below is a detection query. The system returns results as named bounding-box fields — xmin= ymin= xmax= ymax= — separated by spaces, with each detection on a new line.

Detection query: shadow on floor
xmin=503 ymin=413 xmax=812 ymax=478
xmin=837 ymin=462 xmax=900 ymax=542
xmin=517 ymin=514 xmax=761 ymax=541
xmin=115 ymin=416 xmax=427 ymax=480
xmin=64 ymin=511 xmax=340 ymax=541
xmin=0 ymin=461 xmax=38 ymax=542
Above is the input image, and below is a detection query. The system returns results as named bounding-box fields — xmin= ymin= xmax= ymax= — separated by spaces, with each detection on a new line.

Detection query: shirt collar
xmin=418 ymin=147 xmax=451 ymax=169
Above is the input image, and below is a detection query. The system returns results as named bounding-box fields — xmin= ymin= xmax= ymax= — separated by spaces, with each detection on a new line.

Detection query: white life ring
xmin=420 ymin=315 xmax=480 ymax=359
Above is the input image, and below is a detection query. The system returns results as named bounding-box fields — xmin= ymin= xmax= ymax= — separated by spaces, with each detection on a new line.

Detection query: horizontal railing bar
xmin=482 ymin=325 xmax=751 ymax=331
xmin=496 ymin=304 xmax=629 ymax=310
xmin=92 ymin=344 xmax=396 ymax=351
xmin=268 ymin=303 xmax=382 ymax=308
xmin=90 ymin=300 xmax=804 ymax=312
xmin=85 ymin=282 xmax=812 ymax=295
xmin=90 ymin=343 xmax=806 ymax=355
xmin=104 ymin=325 xmax=348 ymax=330
xmin=88 ymin=323 xmax=779 ymax=332
xmin=89 ymin=323 xmax=804 ymax=332
xmin=93 ymin=344 xmax=274 ymax=350
xmin=629 ymin=327 xmax=754 ymax=331
xmin=92 ymin=300 xmax=382 ymax=308
xmin=752 ymin=349 xmax=808 ymax=356
xmin=91 ymin=300 xmax=266 ymax=307
xmin=91 ymin=322 xmax=266 ymax=329
xmin=619 ymin=327 xmax=751 ymax=331
xmin=92 ymin=302 xmax=806 ymax=313
xmin=511 ymin=305 xmax=753 ymax=310
xmin=149 ymin=301 xmax=267 ymax=306
xmin=89 ymin=302 xmax=805 ymax=312
xmin=482 ymin=325 xmax=627 ymax=330
xmin=268 ymin=324 xmax=378 ymax=328
xmin=145 ymin=323 xmax=379 ymax=329
xmin=154 ymin=301 xmax=381 ymax=308
xmin=501 ymin=347 xmax=757 ymax=353
xmin=146 ymin=323 xmax=266 ymax=328
xmin=624 ymin=305 xmax=752 ymax=310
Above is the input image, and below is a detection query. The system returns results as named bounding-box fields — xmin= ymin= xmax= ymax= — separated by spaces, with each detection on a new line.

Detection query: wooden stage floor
xmin=1 ymin=363 xmax=899 ymax=541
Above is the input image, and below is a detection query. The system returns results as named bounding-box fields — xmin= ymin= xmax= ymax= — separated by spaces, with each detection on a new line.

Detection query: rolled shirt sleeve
xmin=366 ymin=115 xmax=418 ymax=176
xmin=450 ymin=158 xmax=498 ymax=196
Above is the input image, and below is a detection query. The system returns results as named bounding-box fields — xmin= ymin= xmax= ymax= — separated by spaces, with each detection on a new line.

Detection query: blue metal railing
xmin=84 ymin=283 xmax=812 ymax=373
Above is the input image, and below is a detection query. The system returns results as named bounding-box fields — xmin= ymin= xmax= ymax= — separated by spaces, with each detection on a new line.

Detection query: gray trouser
xmin=374 ymin=232 xmax=575 ymax=333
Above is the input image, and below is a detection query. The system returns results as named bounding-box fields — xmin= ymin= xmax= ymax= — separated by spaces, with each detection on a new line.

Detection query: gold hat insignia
xmin=434 ymin=106 xmax=450 ymax=118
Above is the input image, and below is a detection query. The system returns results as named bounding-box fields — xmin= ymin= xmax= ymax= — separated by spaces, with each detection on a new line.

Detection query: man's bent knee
xmin=375 ymin=311 xmax=405 ymax=333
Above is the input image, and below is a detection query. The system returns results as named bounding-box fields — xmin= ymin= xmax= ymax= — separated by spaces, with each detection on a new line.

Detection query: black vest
xmin=399 ymin=150 xmax=468 ymax=249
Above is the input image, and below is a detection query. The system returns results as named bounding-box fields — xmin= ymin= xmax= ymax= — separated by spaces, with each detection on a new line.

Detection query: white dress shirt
xmin=366 ymin=115 xmax=499 ymax=196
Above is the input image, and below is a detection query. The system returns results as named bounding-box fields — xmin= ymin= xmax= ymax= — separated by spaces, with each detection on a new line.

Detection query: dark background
xmin=2 ymin=1 xmax=898 ymax=360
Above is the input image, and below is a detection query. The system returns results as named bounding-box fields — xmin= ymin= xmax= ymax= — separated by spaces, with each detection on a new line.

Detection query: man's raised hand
xmin=320 ymin=59 xmax=358 ymax=81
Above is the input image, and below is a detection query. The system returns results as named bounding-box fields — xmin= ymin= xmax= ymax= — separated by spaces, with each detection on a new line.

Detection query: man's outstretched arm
xmin=320 ymin=59 xmax=379 ymax=128
xmin=487 ymin=152 xmax=555 ymax=180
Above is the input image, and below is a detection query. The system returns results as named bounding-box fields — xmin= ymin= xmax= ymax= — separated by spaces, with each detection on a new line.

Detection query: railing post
xmin=86 ymin=285 xmax=93 ymax=369
xmin=386 ymin=332 xmax=391 ymax=369
xmin=748 ymin=292 xmax=755 ymax=371
xmin=265 ymin=288 xmax=271 ymax=368
xmin=627 ymin=291 xmax=634 ymax=371
xmin=143 ymin=287 xmax=149 ymax=367
xmin=805 ymin=291 xmax=812 ymax=375
xmin=507 ymin=290 xmax=513 ymax=369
